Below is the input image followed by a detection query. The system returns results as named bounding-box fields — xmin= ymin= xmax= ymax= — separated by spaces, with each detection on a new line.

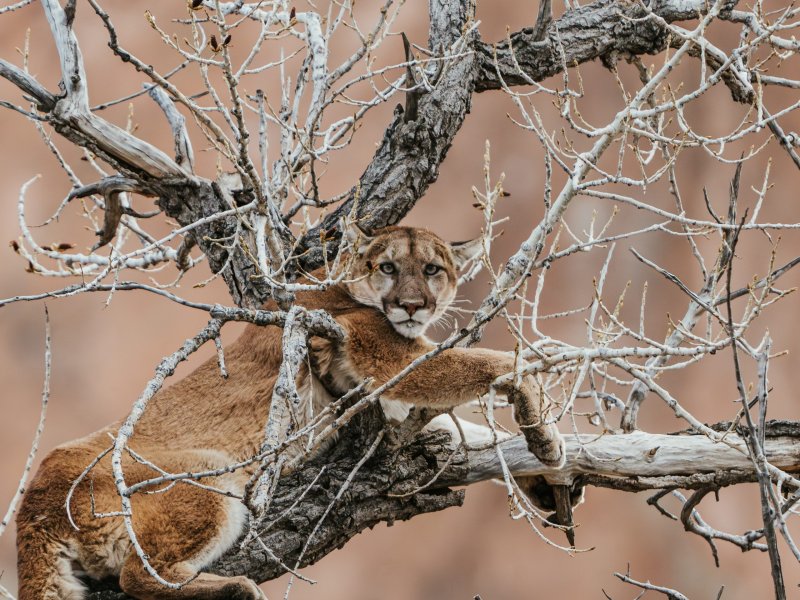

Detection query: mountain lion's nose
xmin=398 ymin=299 xmax=425 ymax=316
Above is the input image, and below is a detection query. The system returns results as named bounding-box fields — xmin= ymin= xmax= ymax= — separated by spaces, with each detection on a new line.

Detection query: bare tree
xmin=1 ymin=0 xmax=800 ymax=598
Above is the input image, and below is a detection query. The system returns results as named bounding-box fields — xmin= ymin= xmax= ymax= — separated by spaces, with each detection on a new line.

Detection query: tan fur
xmin=16 ymin=226 xmax=564 ymax=599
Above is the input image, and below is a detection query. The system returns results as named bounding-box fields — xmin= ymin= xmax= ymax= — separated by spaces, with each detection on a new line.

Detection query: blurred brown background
xmin=2 ymin=1 xmax=800 ymax=598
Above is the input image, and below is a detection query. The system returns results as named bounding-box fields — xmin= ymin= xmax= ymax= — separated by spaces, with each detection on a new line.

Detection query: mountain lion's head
xmin=345 ymin=226 xmax=482 ymax=338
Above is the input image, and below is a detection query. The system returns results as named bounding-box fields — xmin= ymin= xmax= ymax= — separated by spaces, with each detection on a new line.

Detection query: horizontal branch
xmin=453 ymin=429 xmax=800 ymax=490
xmin=208 ymin=304 xmax=344 ymax=340
xmin=86 ymin=419 xmax=800 ymax=600
xmin=205 ymin=422 xmax=800 ymax=581
xmin=474 ymin=0 xmax=739 ymax=92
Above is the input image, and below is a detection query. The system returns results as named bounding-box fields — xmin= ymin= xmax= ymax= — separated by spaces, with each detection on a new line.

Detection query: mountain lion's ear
xmin=343 ymin=224 xmax=374 ymax=255
xmin=450 ymin=237 xmax=483 ymax=270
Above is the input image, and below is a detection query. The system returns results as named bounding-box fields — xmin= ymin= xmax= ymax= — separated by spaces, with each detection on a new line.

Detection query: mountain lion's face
xmin=345 ymin=226 xmax=481 ymax=338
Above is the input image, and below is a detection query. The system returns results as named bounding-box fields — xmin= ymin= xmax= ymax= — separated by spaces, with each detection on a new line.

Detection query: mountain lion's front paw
xmin=522 ymin=424 xmax=566 ymax=468
xmin=222 ymin=577 xmax=266 ymax=600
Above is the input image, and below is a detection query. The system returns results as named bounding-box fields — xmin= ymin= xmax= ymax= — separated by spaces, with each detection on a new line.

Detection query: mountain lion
xmin=16 ymin=226 xmax=565 ymax=599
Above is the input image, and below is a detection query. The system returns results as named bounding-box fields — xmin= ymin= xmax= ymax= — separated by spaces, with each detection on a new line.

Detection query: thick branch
xmin=86 ymin=421 xmax=800 ymax=598
xmin=455 ymin=430 xmax=800 ymax=489
xmin=152 ymin=178 xmax=269 ymax=308
xmin=474 ymin=0 xmax=738 ymax=92
xmin=211 ymin=423 xmax=466 ymax=582
xmin=295 ymin=0 xmax=478 ymax=269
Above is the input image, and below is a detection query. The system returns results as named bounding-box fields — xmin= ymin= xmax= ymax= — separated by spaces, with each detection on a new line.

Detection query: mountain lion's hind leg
xmin=119 ymin=559 xmax=264 ymax=600
xmin=118 ymin=480 xmax=261 ymax=600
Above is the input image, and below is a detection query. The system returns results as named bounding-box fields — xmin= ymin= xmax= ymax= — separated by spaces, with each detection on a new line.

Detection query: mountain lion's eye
xmin=379 ymin=262 xmax=396 ymax=275
xmin=424 ymin=264 xmax=442 ymax=276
